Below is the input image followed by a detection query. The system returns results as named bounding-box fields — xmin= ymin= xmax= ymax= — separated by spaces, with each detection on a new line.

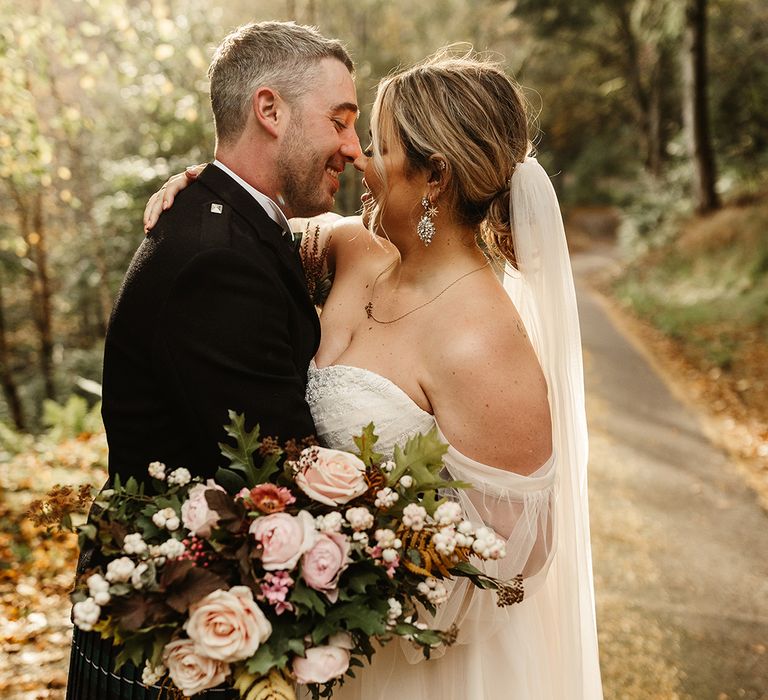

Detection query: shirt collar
xmin=212 ymin=160 xmax=293 ymax=240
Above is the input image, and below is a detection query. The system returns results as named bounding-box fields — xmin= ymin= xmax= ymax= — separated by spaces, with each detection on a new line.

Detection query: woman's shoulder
xmin=428 ymin=272 xmax=526 ymax=355
xmin=422 ymin=275 xmax=552 ymax=473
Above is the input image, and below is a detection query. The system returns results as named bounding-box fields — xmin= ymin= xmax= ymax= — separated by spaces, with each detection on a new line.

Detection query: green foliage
xmin=353 ymin=422 xmax=384 ymax=467
xmin=388 ymin=427 xmax=467 ymax=515
xmin=218 ymin=410 xmax=282 ymax=487
xmin=0 ymin=420 xmax=32 ymax=458
xmin=42 ymin=395 xmax=103 ymax=441
xmin=2 ymin=0 xmax=767 ymax=431
xmin=614 ymin=199 xmax=768 ymax=372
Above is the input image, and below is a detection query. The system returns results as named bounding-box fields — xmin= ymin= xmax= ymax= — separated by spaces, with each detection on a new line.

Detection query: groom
xmin=67 ymin=22 xmax=360 ymax=698
xmin=101 ymin=22 xmax=361 ymax=487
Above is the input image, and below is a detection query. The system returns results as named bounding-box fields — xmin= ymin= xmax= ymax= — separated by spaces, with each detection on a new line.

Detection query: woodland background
xmin=1 ymin=0 xmax=766 ymax=434
xmin=1 ymin=0 xmax=767 ymax=697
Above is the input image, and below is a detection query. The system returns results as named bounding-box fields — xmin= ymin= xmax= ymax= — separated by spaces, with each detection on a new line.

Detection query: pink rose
xmin=250 ymin=510 xmax=316 ymax=571
xmin=292 ymin=632 xmax=354 ymax=684
xmin=301 ymin=532 xmax=350 ymax=602
xmin=162 ymin=638 xmax=229 ymax=696
xmin=294 ymin=447 xmax=368 ymax=506
xmin=184 ymin=586 xmax=272 ymax=662
xmin=180 ymin=480 xmax=225 ymax=537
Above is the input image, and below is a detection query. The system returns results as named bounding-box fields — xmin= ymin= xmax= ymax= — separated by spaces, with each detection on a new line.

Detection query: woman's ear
xmin=252 ymin=87 xmax=285 ymax=138
xmin=426 ymin=154 xmax=449 ymax=201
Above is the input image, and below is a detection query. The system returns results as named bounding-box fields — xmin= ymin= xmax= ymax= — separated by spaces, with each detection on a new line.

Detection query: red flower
xmin=247 ymin=484 xmax=296 ymax=514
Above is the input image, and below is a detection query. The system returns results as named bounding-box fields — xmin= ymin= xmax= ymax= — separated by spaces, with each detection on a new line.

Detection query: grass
xmin=613 ymin=198 xmax=768 ymax=417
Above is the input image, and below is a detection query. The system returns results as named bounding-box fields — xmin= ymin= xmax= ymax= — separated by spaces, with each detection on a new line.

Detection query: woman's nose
xmin=352 ymin=152 xmax=368 ymax=172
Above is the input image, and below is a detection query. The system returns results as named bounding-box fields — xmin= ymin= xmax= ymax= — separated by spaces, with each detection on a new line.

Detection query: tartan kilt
xmin=66 ymin=627 xmax=239 ymax=700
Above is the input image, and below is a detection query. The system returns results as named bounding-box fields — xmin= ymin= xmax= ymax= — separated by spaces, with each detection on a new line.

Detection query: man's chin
xmin=296 ymin=197 xmax=335 ymax=219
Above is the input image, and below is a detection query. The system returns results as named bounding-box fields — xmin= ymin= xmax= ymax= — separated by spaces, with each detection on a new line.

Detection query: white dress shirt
xmin=212 ymin=160 xmax=293 ymax=241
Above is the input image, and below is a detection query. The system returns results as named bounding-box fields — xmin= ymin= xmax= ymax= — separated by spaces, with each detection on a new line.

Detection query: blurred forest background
xmin=1 ymin=1 xmax=767 ymax=697
xmin=1 ymin=0 xmax=766 ymax=439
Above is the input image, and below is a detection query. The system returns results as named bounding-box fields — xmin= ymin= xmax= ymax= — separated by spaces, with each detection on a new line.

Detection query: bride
xmin=147 ymin=50 xmax=603 ymax=699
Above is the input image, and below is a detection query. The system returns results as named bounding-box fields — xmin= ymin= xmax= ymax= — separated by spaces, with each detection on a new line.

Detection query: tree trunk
xmin=648 ymin=55 xmax=664 ymax=178
xmin=681 ymin=0 xmax=719 ymax=213
xmin=614 ymin=5 xmax=663 ymax=178
xmin=10 ymin=184 xmax=57 ymax=400
xmin=30 ymin=190 xmax=56 ymax=399
xmin=0 ymin=272 xmax=26 ymax=431
xmin=69 ymin=147 xmax=111 ymax=336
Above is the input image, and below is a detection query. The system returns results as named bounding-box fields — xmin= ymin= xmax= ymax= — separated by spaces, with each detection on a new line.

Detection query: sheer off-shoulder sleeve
xmin=398 ymin=430 xmax=558 ymax=663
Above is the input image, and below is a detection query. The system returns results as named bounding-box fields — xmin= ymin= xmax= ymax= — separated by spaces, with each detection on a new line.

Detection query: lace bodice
xmin=306 ymin=361 xmax=436 ymax=456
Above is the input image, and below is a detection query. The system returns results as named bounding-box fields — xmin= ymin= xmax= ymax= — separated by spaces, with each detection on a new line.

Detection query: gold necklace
xmin=364 ymin=259 xmax=490 ymax=324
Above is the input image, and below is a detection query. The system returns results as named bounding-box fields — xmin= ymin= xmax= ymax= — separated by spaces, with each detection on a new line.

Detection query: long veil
xmin=504 ymin=156 xmax=603 ymax=697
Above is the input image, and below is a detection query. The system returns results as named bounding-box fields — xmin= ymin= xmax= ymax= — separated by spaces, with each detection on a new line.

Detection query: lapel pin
xmin=210 ymin=203 xmax=223 ymax=214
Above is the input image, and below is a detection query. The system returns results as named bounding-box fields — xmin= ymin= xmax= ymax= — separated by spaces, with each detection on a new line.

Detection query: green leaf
xmin=256 ymin=452 xmax=282 ymax=484
xmin=77 ymin=523 xmax=97 ymax=545
xmin=290 ymin=581 xmax=327 ymax=617
xmin=352 ymin=423 xmax=384 ymax=466
xmin=406 ymin=548 xmax=423 ymax=566
xmin=215 ymin=467 xmax=247 ymax=495
xmin=114 ymin=634 xmax=150 ymax=671
xmin=345 ymin=568 xmax=382 ymax=595
xmin=450 ymin=561 xmax=483 ymax=576
xmin=312 ymin=602 xmax=386 ymax=642
xmin=388 ymin=427 xmax=448 ymax=487
xmin=245 ymin=643 xmax=287 ymax=676
xmin=218 ymin=411 xmax=262 ymax=486
xmin=449 ymin=561 xmax=501 ymax=590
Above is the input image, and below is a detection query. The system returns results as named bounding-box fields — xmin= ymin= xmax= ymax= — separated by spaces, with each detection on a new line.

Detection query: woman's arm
xmin=143 ymin=164 xmax=206 ymax=232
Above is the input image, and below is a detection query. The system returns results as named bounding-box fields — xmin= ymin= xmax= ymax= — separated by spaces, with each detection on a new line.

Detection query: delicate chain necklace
xmin=364 ymin=259 xmax=490 ymax=324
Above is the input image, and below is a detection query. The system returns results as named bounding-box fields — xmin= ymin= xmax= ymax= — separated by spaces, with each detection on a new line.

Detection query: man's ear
xmin=252 ymin=87 xmax=285 ymax=138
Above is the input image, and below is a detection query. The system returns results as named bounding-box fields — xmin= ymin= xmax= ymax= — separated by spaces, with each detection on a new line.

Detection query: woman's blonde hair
xmin=369 ymin=48 xmax=530 ymax=265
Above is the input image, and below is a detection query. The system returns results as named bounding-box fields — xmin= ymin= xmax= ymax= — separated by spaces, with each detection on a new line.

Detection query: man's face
xmin=277 ymin=58 xmax=361 ymax=219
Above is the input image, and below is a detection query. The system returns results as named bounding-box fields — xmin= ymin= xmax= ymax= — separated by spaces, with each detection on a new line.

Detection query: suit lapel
xmin=196 ymin=164 xmax=320 ymax=340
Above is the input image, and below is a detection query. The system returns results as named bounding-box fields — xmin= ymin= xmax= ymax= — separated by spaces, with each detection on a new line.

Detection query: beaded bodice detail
xmin=306 ymin=362 xmax=436 ymax=455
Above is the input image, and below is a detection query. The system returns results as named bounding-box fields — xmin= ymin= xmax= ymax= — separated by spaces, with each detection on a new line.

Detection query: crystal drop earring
xmin=417 ymin=196 xmax=438 ymax=246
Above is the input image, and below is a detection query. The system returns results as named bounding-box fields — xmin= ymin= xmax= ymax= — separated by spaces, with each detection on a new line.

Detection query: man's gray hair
xmin=208 ymin=21 xmax=354 ymax=145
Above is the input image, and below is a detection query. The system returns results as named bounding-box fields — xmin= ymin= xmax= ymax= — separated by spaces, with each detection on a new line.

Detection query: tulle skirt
xmin=66 ymin=628 xmax=239 ymax=700
xmin=299 ymin=593 xmax=564 ymax=700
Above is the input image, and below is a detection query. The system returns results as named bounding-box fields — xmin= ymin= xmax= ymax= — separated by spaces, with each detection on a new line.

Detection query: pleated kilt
xmin=66 ymin=627 xmax=239 ymax=700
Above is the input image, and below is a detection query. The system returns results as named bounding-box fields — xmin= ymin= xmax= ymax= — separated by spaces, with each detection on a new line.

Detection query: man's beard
xmin=278 ymin=114 xmax=332 ymax=218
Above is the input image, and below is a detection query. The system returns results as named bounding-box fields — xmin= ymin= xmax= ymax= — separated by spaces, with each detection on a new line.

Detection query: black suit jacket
xmin=101 ymin=164 xmax=320 ymax=484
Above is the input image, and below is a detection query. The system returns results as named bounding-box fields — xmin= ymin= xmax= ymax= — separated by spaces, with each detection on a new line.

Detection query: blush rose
xmin=294 ymin=447 xmax=368 ymax=506
xmin=162 ymin=638 xmax=229 ymax=696
xmin=301 ymin=532 xmax=350 ymax=602
xmin=180 ymin=480 xmax=225 ymax=537
xmin=184 ymin=586 xmax=272 ymax=663
xmin=292 ymin=632 xmax=354 ymax=684
xmin=250 ymin=510 xmax=316 ymax=571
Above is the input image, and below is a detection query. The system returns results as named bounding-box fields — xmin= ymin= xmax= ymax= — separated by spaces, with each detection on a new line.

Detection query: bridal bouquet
xmin=44 ymin=413 xmax=521 ymax=699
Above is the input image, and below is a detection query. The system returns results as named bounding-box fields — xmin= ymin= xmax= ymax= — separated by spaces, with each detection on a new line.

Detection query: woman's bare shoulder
xmin=424 ymin=280 xmax=552 ymax=473
xmin=327 ymin=217 xmax=395 ymax=270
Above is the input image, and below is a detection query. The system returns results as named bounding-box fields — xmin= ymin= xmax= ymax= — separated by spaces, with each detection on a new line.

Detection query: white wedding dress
xmin=299 ymin=157 xmax=603 ymax=699
xmin=305 ymin=361 xmax=563 ymax=698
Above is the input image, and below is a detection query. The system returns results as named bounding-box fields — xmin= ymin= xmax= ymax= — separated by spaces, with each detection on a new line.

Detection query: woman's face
xmin=360 ymin=126 xmax=425 ymax=238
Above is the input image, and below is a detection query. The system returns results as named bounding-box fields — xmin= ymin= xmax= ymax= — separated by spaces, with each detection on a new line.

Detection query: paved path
xmin=574 ymin=249 xmax=768 ymax=700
